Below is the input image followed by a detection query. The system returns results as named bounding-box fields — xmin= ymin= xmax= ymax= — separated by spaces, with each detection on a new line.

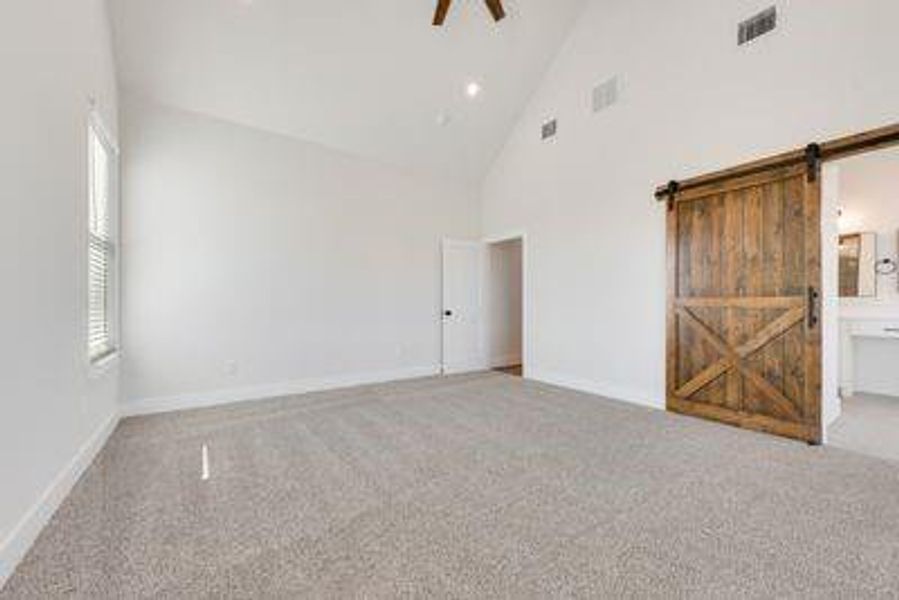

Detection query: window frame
xmin=87 ymin=111 xmax=121 ymax=371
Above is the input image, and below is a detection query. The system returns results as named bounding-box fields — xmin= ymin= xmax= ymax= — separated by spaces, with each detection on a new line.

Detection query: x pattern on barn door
xmin=667 ymin=164 xmax=821 ymax=443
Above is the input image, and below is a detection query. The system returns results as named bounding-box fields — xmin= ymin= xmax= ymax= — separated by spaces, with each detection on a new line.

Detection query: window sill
xmin=89 ymin=351 xmax=120 ymax=380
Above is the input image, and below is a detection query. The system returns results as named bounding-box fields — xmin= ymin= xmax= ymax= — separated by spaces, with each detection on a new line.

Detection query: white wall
xmin=121 ymin=97 xmax=479 ymax=410
xmin=481 ymin=0 xmax=899 ymax=408
xmin=484 ymin=239 xmax=523 ymax=368
xmin=836 ymin=147 xmax=899 ymax=398
xmin=0 ymin=0 xmax=120 ymax=584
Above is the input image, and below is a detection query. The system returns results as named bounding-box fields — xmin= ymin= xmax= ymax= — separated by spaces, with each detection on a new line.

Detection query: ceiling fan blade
xmin=433 ymin=0 xmax=452 ymax=26
xmin=484 ymin=0 xmax=506 ymax=22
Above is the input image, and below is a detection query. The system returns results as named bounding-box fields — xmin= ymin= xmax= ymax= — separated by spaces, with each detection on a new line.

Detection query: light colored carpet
xmin=3 ymin=372 xmax=899 ymax=598
xmin=829 ymin=393 xmax=899 ymax=463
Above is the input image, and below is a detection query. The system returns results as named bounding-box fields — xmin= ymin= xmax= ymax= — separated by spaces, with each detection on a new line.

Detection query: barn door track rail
xmin=655 ymin=122 xmax=899 ymax=206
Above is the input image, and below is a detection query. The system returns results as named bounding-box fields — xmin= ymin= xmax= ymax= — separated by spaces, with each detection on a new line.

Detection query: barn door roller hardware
xmin=662 ymin=180 xmax=680 ymax=211
xmin=805 ymin=143 xmax=822 ymax=183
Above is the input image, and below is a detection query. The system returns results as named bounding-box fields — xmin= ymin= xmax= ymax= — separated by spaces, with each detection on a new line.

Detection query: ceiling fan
xmin=433 ymin=0 xmax=506 ymax=26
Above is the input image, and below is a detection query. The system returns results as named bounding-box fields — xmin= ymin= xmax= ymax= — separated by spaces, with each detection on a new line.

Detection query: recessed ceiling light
xmin=466 ymin=82 xmax=481 ymax=98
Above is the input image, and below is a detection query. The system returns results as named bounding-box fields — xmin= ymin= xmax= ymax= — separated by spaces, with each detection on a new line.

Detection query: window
xmin=88 ymin=118 xmax=118 ymax=363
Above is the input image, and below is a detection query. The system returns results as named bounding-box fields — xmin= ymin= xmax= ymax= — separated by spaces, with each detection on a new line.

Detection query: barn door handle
xmin=807 ymin=286 xmax=820 ymax=328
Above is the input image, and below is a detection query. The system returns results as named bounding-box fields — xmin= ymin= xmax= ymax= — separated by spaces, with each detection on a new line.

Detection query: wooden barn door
xmin=666 ymin=163 xmax=822 ymax=443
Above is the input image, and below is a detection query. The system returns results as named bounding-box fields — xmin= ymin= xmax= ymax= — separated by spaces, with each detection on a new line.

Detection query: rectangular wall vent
xmin=592 ymin=76 xmax=619 ymax=114
xmin=739 ymin=7 xmax=777 ymax=46
xmin=541 ymin=118 xmax=558 ymax=140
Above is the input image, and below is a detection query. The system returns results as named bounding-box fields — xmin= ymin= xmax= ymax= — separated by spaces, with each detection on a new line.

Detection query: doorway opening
xmin=484 ymin=237 xmax=523 ymax=377
xmin=440 ymin=234 xmax=526 ymax=377
xmin=822 ymin=146 xmax=899 ymax=461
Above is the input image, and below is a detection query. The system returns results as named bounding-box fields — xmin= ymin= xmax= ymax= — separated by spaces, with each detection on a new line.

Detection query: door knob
xmin=444 ymin=310 xmax=453 ymax=317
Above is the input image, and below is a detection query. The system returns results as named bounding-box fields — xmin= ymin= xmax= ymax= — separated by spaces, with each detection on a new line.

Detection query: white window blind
xmin=88 ymin=121 xmax=117 ymax=363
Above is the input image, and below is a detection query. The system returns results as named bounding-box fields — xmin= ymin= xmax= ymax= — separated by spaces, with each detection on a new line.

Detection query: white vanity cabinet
xmin=840 ymin=316 xmax=899 ymax=398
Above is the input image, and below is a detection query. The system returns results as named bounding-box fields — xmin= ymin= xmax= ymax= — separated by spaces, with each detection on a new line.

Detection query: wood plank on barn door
xmin=761 ymin=179 xmax=786 ymax=422
xmin=722 ymin=188 xmax=744 ymax=412
xmin=783 ymin=174 xmax=807 ymax=432
xmin=666 ymin=162 xmax=821 ymax=443
xmin=803 ymin=163 xmax=823 ymax=443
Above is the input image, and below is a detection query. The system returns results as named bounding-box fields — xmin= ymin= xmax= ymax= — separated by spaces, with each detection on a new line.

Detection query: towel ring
xmin=875 ymin=258 xmax=898 ymax=276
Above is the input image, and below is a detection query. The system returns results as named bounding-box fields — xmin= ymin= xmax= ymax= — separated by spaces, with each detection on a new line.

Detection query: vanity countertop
xmin=839 ymin=303 xmax=899 ymax=321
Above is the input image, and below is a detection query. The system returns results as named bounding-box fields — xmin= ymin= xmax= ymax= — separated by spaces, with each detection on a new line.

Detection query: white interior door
xmin=442 ymin=239 xmax=484 ymax=374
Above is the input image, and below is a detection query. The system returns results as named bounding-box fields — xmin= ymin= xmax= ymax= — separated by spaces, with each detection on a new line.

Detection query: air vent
xmin=739 ymin=7 xmax=777 ymax=46
xmin=541 ymin=119 xmax=558 ymax=141
xmin=592 ymin=76 xmax=619 ymax=114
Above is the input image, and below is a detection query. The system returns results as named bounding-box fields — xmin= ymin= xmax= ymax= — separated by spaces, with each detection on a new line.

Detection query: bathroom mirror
xmin=839 ymin=232 xmax=877 ymax=297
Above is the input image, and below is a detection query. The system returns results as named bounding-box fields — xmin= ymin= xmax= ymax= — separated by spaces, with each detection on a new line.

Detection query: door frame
xmin=483 ymin=231 xmax=528 ymax=378
xmin=440 ymin=232 xmax=529 ymax=377
xmin=657 ymin=122 xmax=899 ymax=443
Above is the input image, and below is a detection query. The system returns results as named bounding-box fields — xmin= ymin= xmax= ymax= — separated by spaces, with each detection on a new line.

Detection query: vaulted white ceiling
xmin=107 ymin=0 xmax=587 ymax=182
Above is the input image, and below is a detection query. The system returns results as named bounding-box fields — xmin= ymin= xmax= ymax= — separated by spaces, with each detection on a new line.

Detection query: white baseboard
xmin=0 ymin=410 xmax=120 ymax=588
xmin=824 ymin=394 xmax=843 ymax=427
xmin=489 ymin=354 xmax=522 ymax=369
xmin=822 ymin=400 xmax=842 ymax=445
xmin=122 ymin=365 xmax=442 ymax=417
xmin=441 ymin=358 xmax=488 ymax=376
xmin=528 ymin=369 xmax=663 ymax=411
xmin=855 ymin=385 xmax=899 ymax=399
